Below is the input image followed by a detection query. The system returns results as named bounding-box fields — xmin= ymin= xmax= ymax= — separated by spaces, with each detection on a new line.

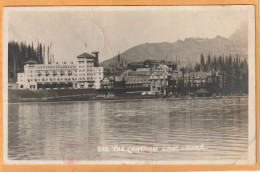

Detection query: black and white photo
xmin=3 ymin=5 xmax=256 ymax=165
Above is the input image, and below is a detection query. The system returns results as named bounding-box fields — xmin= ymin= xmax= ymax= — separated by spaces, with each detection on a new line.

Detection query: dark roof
xmin=144 ymin=60 xmax=158 ymax=64
xmin=128 ymin=62 xmax=143 ymax=66
xmin=125 ymin=76 xmax=150 ymax=83
xmin=77 ymin=52 xmax=95 ymax=58
xmin=164 ymin=61 xmax=177 ymax=66
xmin=103 ymin=75 xmax=125 ymax=82
xmin=101 ymin=76 xmax=115 ymax=82
xmin=195 ymin=88 xmax=209 ymax=94
xmin=24 ymin=60 xmax=37 ymax=64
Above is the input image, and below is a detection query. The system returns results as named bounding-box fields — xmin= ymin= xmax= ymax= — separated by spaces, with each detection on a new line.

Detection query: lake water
xmin=8 ymin=97 xmax=248 ymax=163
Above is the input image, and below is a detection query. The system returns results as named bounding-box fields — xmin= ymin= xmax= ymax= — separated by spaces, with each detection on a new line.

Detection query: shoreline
xmin=8 ymin=94 xmax=248 ymax=104
xmin=8 ymin=88 xmax=248 ymax=103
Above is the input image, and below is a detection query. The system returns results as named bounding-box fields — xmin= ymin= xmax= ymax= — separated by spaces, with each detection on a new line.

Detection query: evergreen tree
xmin=194 ymin=62 xmax=200 ymax=72
xmin=213 ymin=56 xmax=217 ymax=71
xmin=207 ymin=52 xmax=211 ymax=65
xmin=200 ymin=53 xmax=205 ymax=71
xmin=8 ymin=41 xmax=45 ymax=82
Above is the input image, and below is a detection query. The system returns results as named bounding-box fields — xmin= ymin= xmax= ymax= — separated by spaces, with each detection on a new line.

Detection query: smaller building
xmin=149 ymin=64 xmax=173 ymax=94
xmin=123 ymin=71 xmax=151 ymax=91
xmin=127 ymin=60 xmax=177 ymax=71
xmin=125 ymin=76 xmax=150 ymax=89
xmin=194 ymin=88 xmax=210 ymax=97
xmin=100 ymin=76 xmax=126 ymax=89
xmin=168 ymin=71 xmax=183 ymax=95
xmin=150 ymin=72 xmax=169 ymax=94
xmin=127 ymin=62 xmax=144 ymax=71
xmin=100 ymin=76 xmax=115 ymax=89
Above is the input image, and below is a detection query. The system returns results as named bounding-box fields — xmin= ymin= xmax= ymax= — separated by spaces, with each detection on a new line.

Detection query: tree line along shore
xmin=8 ymin=41 xmax=248 ymax=102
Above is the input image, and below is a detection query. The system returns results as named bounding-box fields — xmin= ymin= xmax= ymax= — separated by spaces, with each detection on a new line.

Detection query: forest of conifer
xmin=8 ymin=41 xmax=47 ymax=82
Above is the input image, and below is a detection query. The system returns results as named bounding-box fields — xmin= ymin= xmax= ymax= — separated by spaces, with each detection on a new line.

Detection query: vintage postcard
xmin=1 ymin=2 xmax=259 ymax=171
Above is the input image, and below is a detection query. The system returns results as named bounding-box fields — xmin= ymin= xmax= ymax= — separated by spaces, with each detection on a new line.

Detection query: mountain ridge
xmin=101 ymin=23 xmax=248 ymax=67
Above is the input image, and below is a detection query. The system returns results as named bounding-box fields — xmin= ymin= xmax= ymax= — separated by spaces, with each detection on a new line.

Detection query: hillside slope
xmin=101 ymin=23 xmax=248 ymax=67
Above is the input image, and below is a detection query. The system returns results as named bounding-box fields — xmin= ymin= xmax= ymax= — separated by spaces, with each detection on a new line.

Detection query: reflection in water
xmin=8 ymin=97 xmax=248 ymax=162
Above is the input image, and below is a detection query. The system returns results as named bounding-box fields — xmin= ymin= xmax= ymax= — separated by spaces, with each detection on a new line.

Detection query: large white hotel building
xmin=17 ymin=50 xmax=104 ymax=90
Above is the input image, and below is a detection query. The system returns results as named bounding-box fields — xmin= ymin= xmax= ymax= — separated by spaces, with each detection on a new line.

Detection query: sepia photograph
xmin=3 ymin=5 xmax=256 ymax=165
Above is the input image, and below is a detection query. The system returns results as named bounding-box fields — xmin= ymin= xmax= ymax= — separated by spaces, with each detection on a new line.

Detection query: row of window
xmin=27 ymin=68 xmax=102 ymax=74
xmin=44 ymin=72 xmax=97 ymax=75
xmin=78 ymin=77 xmax=102 ymax=80
xmin=78 ymin=61 xmax=94 ymax=64
xmin=78 ymin=69 xmax=95 ymax=72
xmin=36 ymin=65 xmax=77 ymax=69
xmin=79 ymin=65 xmax=94 ymax=68
xmin=36 ymin=74 xmax=75 ymax=77
xmin=28 ymin=74 xmax=77 ymax=78
xmin=150 ymin=76 xmax=167 ymax=79
xmin=28 ymin=70 xmax=77 ymax=73
xmin=27 ymin=72 xmax=102 ymax=78
xmin=28 ymin=77 xmax=103 ymax=82
xmin=128 ymin=79 xmax=149 ymax=82
xmin=126 ymin=84 xmax=150 ymax=88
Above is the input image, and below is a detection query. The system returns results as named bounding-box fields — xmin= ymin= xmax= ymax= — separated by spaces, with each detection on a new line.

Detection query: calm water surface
xmin=8 ymin=97 xmax=248 ymax=162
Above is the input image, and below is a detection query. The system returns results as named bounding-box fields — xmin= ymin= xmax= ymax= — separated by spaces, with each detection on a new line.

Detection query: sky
xmin=6 ymin=6 xmax=250 ymax=63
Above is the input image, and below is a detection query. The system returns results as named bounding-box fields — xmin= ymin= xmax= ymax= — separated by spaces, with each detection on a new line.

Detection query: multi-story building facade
xmin=150 ymin=64 xmax=172 ymax=94
xmin=17 ymin=51 xmax=104 ymax=90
